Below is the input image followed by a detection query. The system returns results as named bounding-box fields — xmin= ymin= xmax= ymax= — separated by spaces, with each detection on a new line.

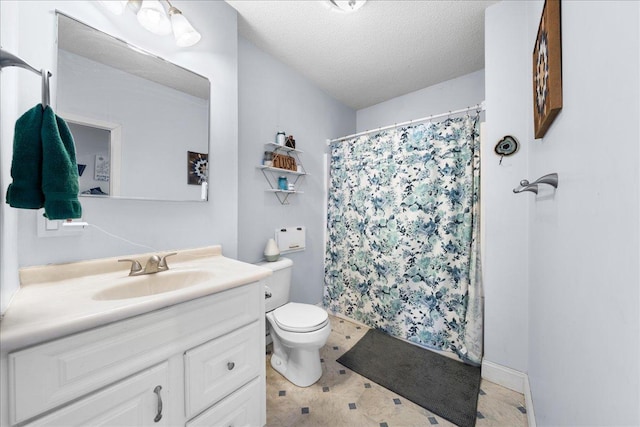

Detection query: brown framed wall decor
xmin=533 ymin=0 xmax=562 ymax=139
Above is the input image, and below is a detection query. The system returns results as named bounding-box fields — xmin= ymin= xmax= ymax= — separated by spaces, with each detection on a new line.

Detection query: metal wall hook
xmin=513 ymin=173 xmax=558 ymax=195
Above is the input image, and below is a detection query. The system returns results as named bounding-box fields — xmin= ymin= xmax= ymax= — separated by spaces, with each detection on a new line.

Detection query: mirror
xmin=56 ymin=13 xmax=210 ymax=201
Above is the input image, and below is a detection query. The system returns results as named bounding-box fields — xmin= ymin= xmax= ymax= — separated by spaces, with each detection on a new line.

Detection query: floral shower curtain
xmin=324 ymin=115 xmax=483 ymax=365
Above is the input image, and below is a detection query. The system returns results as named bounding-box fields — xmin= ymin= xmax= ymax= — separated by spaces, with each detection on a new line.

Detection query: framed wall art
xmin=532 ymin=0 xmax=562 ymax=139
xmin=94 ymin=154 xmax=110 ymax=182
xmin=187 ymin=151 xmax=208 ymax=185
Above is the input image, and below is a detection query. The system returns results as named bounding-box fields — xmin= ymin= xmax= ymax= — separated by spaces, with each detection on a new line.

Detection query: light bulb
xmin=169 ymin=7 xmax=201 ymax=47
xmin=137 ymin=0 xmax=171 ymax=35
xmin=98 ymin=0 xmax=129 ymax=15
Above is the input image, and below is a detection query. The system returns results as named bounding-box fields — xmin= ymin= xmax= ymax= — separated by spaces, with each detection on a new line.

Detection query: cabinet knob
xmin=227 ymin=362 xmax=235 ymax=371
xmin=153 ymin=385 xmax=163 ymax=422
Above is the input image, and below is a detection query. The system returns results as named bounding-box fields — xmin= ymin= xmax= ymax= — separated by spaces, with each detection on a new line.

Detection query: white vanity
xmin=0 ymin=246 xmax=270 ymax=426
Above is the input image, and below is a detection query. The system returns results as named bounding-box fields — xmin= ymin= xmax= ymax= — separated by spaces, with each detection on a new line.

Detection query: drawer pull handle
xmin=227 ymin=362 xmax=235 ymax=370
xmin=153 ymin=385 xmax=163 ymax=422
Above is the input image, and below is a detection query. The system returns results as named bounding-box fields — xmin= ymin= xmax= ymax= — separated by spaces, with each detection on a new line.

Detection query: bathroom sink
xmin=93 ymin=269 xmax=214 ymax=300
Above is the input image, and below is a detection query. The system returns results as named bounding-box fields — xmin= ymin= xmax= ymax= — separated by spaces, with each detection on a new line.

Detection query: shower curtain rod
xmin=328 ymin=101 xmax=485 ymax=143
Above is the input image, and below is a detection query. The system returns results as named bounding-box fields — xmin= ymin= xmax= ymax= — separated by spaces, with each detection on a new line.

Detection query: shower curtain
xmin=324 ymin=114 xmax=483 ymax=365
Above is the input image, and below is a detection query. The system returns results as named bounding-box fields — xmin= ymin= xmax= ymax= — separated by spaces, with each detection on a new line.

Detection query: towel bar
xmin=0 ymin=48 xmax=51 ymax=108
xmin=513 ymin=173 xmax=558 ymax=194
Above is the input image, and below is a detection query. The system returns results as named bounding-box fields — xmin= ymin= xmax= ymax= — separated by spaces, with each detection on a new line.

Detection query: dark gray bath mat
xmin=337 ymin=328 xmax=481 ymax=427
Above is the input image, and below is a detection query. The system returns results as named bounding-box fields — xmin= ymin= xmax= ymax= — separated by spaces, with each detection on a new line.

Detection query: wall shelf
xmin=256 ymin=165 xmax=308 ymax=176
xmin=265 ymin=189 xmax=305 ymax=194
xmin=264 ymin=142 xmax=304 ymax=154
xmin=259 ymin=142 xmax=307 ymax=204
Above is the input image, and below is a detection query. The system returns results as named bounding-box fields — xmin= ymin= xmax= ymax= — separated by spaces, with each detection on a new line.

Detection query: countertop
xmin=0 ymin=246 xmax=271 ymax=353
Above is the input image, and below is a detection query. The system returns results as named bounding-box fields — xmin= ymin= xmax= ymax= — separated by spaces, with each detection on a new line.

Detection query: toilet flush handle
xmin=265 ymin=286 xmax=272 ymax=299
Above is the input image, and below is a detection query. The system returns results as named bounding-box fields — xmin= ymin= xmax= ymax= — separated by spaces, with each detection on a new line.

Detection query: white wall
xmin=0 ymin=0 xmax=21 ymax=314
xmin=237 ymin=37 xmax=355 ymax=305
xmin=1 ymin=1 xmax=238 ymax=303
xmin=483 ymin=1 xmax=531 ymax=374
xmin=356 ymin=70 xmax=485 ymax=132
xmin=486 ymin=1 xmax=640 ymax=425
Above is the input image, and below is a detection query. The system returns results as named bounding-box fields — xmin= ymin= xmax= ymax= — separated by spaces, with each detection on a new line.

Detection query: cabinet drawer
xmin=24 ymin=362 xmax=169 ymax=427
xmin=8 ymin=284 xmax=260 ymax=425
xmin=184 ymin=321 xmax=262 ymax=418
xmin=186 ymin=377 xmax=262 ymax=427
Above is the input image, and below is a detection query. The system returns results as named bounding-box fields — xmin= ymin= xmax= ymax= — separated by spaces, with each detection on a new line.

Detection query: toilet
xmin=259 ymin=258 xmax=331 ymax=387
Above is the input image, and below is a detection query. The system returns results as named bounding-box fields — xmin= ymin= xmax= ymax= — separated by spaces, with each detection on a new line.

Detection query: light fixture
xmin=328 ymin=0 xmax=367 ymax=13
xmin=98 ymin=0 xmax=201 ymax=47
xmin=137 ymin=0 xmax=171 ymax=35
xmin=167 ymin=3 xmax=202 ymax=47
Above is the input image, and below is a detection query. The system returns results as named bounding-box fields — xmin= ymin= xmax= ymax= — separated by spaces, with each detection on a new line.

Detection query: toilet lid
xmin=273 ymin=303 xmax=329 ymax=333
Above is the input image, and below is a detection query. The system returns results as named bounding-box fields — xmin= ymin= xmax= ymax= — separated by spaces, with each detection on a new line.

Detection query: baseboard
xmin=481 ymin=360 xmax=526 ymax=393
xmin=482 ymin=360 xmax=536 ymax=426
xmin=523 ymin=374 xmax=537 ymax=427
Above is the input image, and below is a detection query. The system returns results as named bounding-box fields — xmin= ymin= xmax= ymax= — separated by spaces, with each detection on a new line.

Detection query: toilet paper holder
xmin=275 ymin=226 xmax=306 ymax=254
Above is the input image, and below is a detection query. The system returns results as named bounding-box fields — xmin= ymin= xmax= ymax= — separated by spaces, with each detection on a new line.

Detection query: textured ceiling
xmin=227 ymin=0 xmax=497 ymax=110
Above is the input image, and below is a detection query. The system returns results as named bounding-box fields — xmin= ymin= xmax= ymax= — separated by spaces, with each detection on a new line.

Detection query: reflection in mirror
xmin=69 ymin=122 xmax=113 ymax=196
xmin=56 ymin=13 xmax=210 ymax=202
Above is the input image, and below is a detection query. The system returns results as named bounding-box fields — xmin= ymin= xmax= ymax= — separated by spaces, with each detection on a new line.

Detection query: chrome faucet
xmin=119 ymin=252 xmax=177 ymax=276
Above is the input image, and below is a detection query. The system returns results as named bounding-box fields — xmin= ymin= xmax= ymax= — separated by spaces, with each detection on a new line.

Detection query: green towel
xmin=6 ymin=105 xmax=45 ymax=209
xmin=41 ymin=106 xmax=82 ymax=220
xmin=5 ymin=105 xmax=82 ymax=219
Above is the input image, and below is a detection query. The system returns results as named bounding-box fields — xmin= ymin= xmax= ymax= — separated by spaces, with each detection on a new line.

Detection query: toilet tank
xmin=258 ymin=257 xmax=293 ymax=312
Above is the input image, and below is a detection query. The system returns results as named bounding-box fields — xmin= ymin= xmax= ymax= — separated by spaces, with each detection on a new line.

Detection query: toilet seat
xmin=273 ymin=302 xmax=329 ymax=333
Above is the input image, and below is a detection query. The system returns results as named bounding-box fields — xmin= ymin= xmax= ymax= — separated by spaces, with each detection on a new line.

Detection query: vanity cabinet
xmin=22 ymin=363 xmax=170 ymax=427
xmin=258 ymin=142 xmax=308 ymax=205
xmin=4 ymin=282 xmax=266 ymax=426
xmin=186 ymin=378 xmax=262 ymax=427
xmin=184 ymin=322 xmax=262 ymax=419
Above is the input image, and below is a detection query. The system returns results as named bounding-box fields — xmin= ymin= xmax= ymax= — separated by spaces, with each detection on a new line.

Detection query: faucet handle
xmin=158 ymin=252 xmax=177 ymax=270
xmin=118 ymin=259 xmax=143 ymax=275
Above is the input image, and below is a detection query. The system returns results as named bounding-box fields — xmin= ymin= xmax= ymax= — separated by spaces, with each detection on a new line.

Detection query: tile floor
xmin=266 ymin=315 xmax=528 ymax=426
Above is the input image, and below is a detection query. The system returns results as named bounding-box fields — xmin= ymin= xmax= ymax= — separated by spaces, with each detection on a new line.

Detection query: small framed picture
xmin=188 ymin=151 xmax=208 ymax=185
xmin=94 ymin=154 xmax=109 ymax=181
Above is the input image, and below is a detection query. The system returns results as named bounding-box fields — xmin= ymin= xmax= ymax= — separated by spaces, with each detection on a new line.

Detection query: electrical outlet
xmin=36 ymin=209 xmax=86 ymax=237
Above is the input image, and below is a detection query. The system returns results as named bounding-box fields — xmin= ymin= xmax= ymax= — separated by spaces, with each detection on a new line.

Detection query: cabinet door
xmin=186 ymin=378 xmax=261 ymax=427
xmin=24 ymin=362 xmax=169 ymax=427
xmin=184 ymin=322 xmax=261 ymax=418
